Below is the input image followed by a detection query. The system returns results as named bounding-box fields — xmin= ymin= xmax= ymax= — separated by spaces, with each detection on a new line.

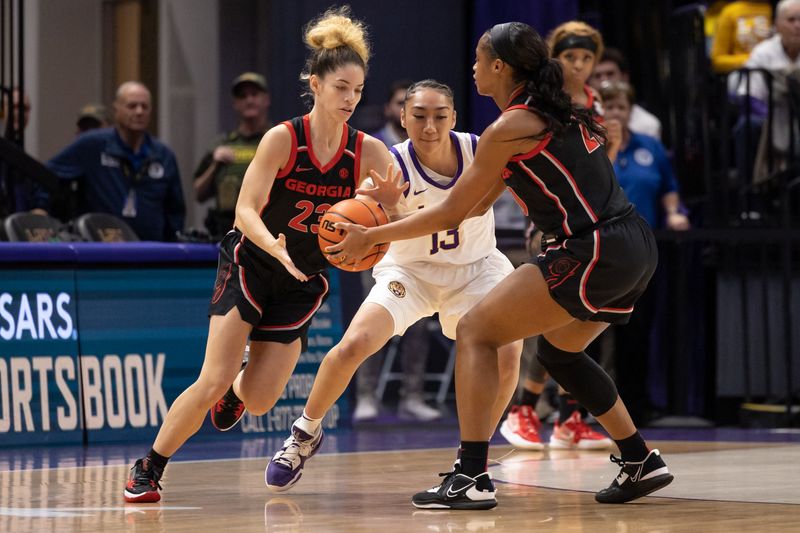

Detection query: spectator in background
xmin=193 ymin=72 xmax=271 ymax=239
xmin=705 ymin=0 xmax=732 ymax=52
xmin=76 ymin=103 xmax=109 ymax=134
xmin=547 ymin=21 xmax=622 ymax=163
xmin=44 ymin=81 xmax=185 ymax=241
xmin=352 ymin=79 xmax=442 ymax=423
xmin=370 ymin=79 xmax=411 ymax=146
xmin=737 ymin=0 xmax=800 ymax=181
xmin=589 ymin=48 xmax=663 ymax=140
xmin=710 ymin=0 xmax=773 ymax=73
xmin=0 ymin=88 xmax=33 ymax=217
xmin=599 ymin=79 xmax=689 ymax=425
xmin=600 ymin=81 xmax=689 ymax=232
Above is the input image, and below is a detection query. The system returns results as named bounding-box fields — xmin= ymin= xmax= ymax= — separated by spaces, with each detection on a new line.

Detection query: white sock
xmin=294 ymin=409 xmax=323 ymax=436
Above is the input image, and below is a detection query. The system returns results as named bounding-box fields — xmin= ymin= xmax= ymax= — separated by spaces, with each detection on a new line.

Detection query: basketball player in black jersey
xmin=332 ymin=22 xmax=673 ymax=510
xmin=123 ymin=7 xmax=399 ymax=503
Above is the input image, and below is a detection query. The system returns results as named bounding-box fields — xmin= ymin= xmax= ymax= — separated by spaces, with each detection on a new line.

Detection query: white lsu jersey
xmin=375 ymin=131 xmax=497 ymax=269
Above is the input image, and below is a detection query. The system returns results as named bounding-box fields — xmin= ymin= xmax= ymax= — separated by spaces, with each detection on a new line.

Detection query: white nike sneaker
xmin=411 ymin=462 xmax=496 ymax=510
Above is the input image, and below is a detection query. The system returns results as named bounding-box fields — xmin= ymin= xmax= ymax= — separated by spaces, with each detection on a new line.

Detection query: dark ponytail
xmin=484 ymin=23 xmax=605 ymax=142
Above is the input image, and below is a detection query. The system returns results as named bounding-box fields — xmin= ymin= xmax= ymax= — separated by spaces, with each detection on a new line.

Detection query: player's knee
xmin=233 ymin=381 xmax=281 ymax=415
xmin=243 ymin=399 xmax=274 ymax=417
xmin=536 ymin=336 xmax=581 ymax=367
xmin=536 ymin=336 xmax=617 ymax=416
xmin=455 ymin=311 xmax=488 ymax=345
xmin=332 ymin=332 xmax=373 ymax=368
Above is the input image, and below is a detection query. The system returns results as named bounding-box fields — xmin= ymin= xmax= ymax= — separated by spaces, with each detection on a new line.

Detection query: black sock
xmin=558 ymin=394 xmax=579 ymax=422
xmin=520 ymin=388 xmax=540 ymax=408
xmin=147 ymin=448 xmax=170 ymax=474
xmin=614 ymin=432 xmax=649 ymax=463
xmin=458 ymin=441 xmax=489 ymax=478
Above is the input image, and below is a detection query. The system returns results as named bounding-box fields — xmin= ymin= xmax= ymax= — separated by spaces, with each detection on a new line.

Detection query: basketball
xmin=318 ymin=197 xmax=389 ymax=272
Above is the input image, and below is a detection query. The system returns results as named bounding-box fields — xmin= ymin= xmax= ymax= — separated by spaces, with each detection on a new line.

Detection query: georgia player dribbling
xmin=122 ymin=7 xmax=400 ymax=503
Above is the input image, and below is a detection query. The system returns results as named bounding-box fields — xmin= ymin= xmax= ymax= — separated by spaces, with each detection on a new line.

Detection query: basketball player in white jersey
xmin=265 ymin=80 xmax=523 ymax=492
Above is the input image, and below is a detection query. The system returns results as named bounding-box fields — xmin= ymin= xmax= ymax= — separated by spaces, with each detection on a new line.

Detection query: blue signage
xmin=0 ymin=243 xmax=347 ymax=447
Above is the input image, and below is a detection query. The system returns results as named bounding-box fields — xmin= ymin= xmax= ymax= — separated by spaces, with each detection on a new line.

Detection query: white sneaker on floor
xmin=353 ymin=396 xmax=379 ymax=422
xmin=399 ymin=397 xmax=442 ymax=421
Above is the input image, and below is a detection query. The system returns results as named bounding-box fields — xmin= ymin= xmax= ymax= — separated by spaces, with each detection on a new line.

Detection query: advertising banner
xmin=0 ymin=258 xmax=346 ymax=447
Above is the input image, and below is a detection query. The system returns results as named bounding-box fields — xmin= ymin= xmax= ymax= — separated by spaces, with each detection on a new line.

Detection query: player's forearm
xmin=382 ymin=204 xmax=408 ymax=222
xmin=367 ymin=204 xmax=458 ymax=243
xmin=236 ymin=207 xmax=278 ymax=251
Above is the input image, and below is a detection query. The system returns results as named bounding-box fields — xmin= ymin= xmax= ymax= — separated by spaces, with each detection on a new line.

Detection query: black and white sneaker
xmin=595 ymin=448 xmax=674 ymax=503
xmin=411 ymin=463 xmax=497 ymax=510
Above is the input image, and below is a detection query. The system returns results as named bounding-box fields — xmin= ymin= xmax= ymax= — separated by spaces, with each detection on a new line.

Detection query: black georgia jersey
xmin=241 ymin=114 xmax=363 ymax=275
xmin=500 ymin=89 xmax=630 ymax=237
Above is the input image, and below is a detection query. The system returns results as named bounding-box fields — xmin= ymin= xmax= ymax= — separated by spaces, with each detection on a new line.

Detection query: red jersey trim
xmin=578 ymin=230 xmax=634 ymax=315
xmin=583 ymin=85 xmax=606 ymax=124
xmin=541 ymin=149 xmax=599 ymax=224
xmin=303 ymin=114 xmax=349 ymax=174
xmin=504 ymin=86 xmax=526 ymax=109
xmin=506 ymin=186 xmax=529 ymax=217
xmin=276 ymin=121 xmax=298 ymax=179
xmin=354 ymin=131 xmax=364 ymax=186
xmin=583 ymin=85 xmax=594 ymax=109
xmin=510 ymin=133 xmax=553 ymax=162
xmin=233 ymin=239 xmax=263 ymax=316
xmin=516 ymin=162 xmax=572 ymax=236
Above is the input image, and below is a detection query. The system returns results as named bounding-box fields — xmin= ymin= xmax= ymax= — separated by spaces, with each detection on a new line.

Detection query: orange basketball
xmin=318 ymin=197 xmax=389 ymax=272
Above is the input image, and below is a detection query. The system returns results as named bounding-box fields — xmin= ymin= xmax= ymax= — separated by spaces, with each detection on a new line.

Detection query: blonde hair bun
xmin=304 ymin=6 xmax=370 ymax=66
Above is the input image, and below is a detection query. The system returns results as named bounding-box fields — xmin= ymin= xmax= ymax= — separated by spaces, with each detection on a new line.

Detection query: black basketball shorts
xmin=534 ymin=213 xmax=657 ymax=325
xmin=208 ymin=230 xmax=329 ymax=348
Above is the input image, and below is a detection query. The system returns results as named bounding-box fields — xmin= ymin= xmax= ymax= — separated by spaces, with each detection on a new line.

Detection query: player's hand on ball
xmin=356 ymin=163 xmax=408 ymax=209
xmin=267 ymin=233 xmax=308 ymax=282
xmin=326 ymin=223 xmax=372 ymax=264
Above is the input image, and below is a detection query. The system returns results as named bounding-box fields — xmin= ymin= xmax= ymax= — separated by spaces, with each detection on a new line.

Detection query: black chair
xmin=75 ymin=212 xmax=139 ymax=242
xmin=2 ymin=212 xmax=63 ymax=242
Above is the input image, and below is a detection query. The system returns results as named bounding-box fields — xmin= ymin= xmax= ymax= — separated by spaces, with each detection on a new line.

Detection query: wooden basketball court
xmin=1 ymin=436 xmax=797 ymax=532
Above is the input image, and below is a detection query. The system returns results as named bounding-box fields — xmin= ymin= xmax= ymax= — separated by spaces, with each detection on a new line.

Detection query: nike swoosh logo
xmin=445 ymin=481 xmax=474 ymax=498
xmin=413 ymin=188 xmax=428 ymax=195
xmin=295 ymin=166 xmax=313 ymax=172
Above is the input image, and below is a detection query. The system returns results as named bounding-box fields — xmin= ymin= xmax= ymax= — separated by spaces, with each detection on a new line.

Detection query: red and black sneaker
xmin=123 ymin=458 xmax=163 ymax=503
xmin=211 ymin=385 xmax=246 ymax=431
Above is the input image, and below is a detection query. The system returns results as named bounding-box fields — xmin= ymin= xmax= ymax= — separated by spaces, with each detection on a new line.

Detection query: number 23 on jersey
xmin=288 ymin=200 xmax=331 ymax=234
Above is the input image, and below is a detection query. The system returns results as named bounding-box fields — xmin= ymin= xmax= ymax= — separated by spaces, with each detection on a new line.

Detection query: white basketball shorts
xmin=363 ymin=249 xmax=514 ymax=339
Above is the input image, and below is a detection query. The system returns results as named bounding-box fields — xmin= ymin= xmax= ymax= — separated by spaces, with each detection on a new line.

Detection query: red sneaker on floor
xmin=499 ymin=405 xmax=544 ymax=450
xmin=549 ymin=411 xmax=612 ymax=450
xmin=123 ymin=458 xmax=162 ymax=503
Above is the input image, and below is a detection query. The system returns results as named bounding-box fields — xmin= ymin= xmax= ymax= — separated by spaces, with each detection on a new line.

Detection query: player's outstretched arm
xmin=235 ymin=125 xmax=308 ymax=282
xmin=329 ymin=111 xmax=541 ymax=261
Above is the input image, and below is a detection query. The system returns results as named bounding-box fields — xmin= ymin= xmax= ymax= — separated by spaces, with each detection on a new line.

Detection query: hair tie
xmin=552 ymin=34 xmax=597 ymax=57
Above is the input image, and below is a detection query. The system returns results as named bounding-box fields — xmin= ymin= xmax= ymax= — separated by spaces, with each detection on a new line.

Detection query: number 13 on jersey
xmin=430 ymin=228 xmax=460 ymax=255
